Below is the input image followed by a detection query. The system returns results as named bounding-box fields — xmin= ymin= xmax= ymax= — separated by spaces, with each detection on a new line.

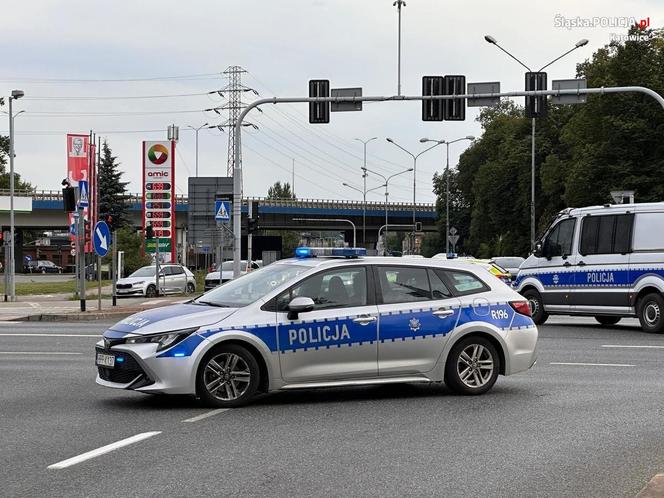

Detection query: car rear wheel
xmin=145 ymin=285 xmax=157 ymax=298
xmin=445 ymin=336 xmax=500 ymax=395
xmin=637 ymin=293 xmax=664 ymax=334
xmin=186 ymin=282 xmax=195 ymax=294
xmin=523 ymin=289 xmax=548 ymax=325
xmin=594 ymin=316 xmax=621 ymax=326
xmin=196 ymin=344 xmax=259 ymax=408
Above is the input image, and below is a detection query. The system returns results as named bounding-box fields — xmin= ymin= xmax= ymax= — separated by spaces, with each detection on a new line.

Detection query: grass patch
xmin=0 ymin=280 xmax=113 ymax=296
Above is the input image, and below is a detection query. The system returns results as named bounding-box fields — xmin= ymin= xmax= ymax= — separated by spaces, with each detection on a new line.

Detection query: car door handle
xmin=432 ymin=308 xmax=454 ymax=318
xmin=578 ymin=261 xmax=586 ymax=267
xmin=352 ymin=315 xmax=377 ymax=325
xmin=563 ymin=262 xmax=572 ymax=267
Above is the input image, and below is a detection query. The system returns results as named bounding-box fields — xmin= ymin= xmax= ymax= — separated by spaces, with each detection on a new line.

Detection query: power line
xmin=0 ymin=73 xmax=221 ymax=83
xmin=23 ymin=91 xmax=216 ymax=101
xmin=22 ymin=109 xmax=206 ymax=117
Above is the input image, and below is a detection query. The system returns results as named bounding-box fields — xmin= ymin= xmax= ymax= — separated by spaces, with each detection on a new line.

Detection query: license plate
xmin=96 ymin=353 xmax=115 ymax=368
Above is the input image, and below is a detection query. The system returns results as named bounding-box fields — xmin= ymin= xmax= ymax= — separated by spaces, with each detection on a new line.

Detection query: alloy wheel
xmin=457 ymin=344 xmax=494 ymax=389
xmin=203 ymin=353 xmax=251 ymax=401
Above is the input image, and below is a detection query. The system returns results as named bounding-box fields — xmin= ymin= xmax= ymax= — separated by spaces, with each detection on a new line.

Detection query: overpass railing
xmin=6 ymin=190 xmax=436 ymax=211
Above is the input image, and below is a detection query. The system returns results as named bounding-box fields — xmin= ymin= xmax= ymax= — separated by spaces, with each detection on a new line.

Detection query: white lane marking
xmin=550 ymin=362 xmax=635 ymax=367
xmin=602 ymin=345 xmax=664 ymax=349
xmin=0 ymin=352 xmax=81 ymax=355
xmin=182 ymin=409 xmax=229 ymax=423
xmin=0 ymin=333 xmax=100 ymax=337
xmin=48 ymin=431 xmax=161 ymax=470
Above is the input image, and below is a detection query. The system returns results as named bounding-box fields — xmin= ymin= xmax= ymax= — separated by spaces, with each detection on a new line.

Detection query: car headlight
xmin=131 ymin=281 xmax=145 ymax=286
xmin=125 ymin=327 xmax=199 ymax=351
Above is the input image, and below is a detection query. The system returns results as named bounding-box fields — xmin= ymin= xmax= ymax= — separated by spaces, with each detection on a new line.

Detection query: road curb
xmin=636 ymin=473 xmax=664 ymax=498
xmin=18 ymin=312 xmax=135 ymax=322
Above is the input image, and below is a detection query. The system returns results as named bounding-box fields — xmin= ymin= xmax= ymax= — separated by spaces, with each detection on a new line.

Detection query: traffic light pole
xmin=531 ymin=117 xmax=536 ymax=251
xmin=112 ymin=230 xmax=117 ymax=307
xmin=231 ymin=85 xmax=664 ymax=276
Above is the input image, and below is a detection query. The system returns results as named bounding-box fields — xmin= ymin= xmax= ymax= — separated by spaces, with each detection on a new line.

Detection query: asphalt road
xmin=1 ymin=317 xmax=664 ymax=497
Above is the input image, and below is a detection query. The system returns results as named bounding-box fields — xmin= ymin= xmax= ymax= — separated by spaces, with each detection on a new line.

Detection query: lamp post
xmin=484 ymin=35 xmax=588 ymax=249
xmin=7 ymin=90 xmax=24 ymax=302
xmin=420 ymin=136 xmax=474 ymax=253
xmin=353 ymin=137 xmax=377 ymax=245
xmin=187 ymin=123 xmax=208 ymax=177
xmin=364 ymin=167 xmax=412 ymax=255
xmin=385 ymin=138 xmax=443 ymax=253
xmin=393 ymin=0 xmax=406 ymax=96
xmin=343 ymin=181 xmax=384 ymax=247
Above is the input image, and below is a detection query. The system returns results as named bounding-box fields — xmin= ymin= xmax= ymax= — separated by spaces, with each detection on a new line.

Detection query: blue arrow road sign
xmin=215 ymin=200 xmax=231 ymax=221
xmin=93 ymin=221 xmax=111 ymax=257
xmin=78 ymin=180 xmax=89 ymax=208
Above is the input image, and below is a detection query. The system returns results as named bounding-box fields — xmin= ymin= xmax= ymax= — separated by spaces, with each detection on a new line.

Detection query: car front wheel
xmin=196 ymin=344 xmax=260 ymax=408
xmin=638 ymin=293 xmax=664 ymax=334
xmin=445 ymin=336 xmax=500 ymax=395
xmin=145 ymin=285 xmax=157 ymax=298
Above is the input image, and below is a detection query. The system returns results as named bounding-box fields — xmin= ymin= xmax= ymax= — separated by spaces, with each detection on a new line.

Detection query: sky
xmin=0 ymin=0 xmax=660 ymax=205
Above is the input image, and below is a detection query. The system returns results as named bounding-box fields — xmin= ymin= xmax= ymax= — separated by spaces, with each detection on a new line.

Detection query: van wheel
xmin=594 ymin=316 xmax=621 ymax=326
xmin=196 ymin=344 xmax=260 ymax=408
xmin=523 ymin=289 xmax=548 ymax=325
xmin=445 ymin=336 xmax=500 ymax=395
xmin=637 ymin=293 xmax=664 ymax=334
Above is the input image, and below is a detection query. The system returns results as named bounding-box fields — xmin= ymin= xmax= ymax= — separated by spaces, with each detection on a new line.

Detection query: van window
xmin=580 ymin=214 xmax=634 ymax=255
xmin=544 ymin=218 xmax=576 ymax=257
xmin=632 ymin=213 xmax=664 ymax=251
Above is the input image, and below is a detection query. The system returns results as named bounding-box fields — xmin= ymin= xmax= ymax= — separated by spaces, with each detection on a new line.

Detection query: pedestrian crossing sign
xmin=215 ymin=200 xmax=231 ymax=221
xmin=78 ymin=180 xmax=89 ymax=208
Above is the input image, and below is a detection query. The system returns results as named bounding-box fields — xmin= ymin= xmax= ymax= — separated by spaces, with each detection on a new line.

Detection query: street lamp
xmin=353 ymin=137 xmax=377 ymax=246
xmin=420 ymin=136 xmax=475 ymax=253
xmin=386 ymin=137 xmax=443 ymax=253
xmin=187 ymin=123 xmax=208 ymax=177
xmin=364 ymin=167 xmax=412 ymax=255
xmin=6 ymin=89 xmax=24 ymax=302
xmin=484 ymin=34 xmax=588 ymax=250
xmin=393 ymin=0 xmax=406 ymax=96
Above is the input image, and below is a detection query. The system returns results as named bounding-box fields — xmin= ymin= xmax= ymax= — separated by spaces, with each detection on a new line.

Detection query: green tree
xmin=267 ymin=181 xmax=295 ymax=199
xmin=114 ymin=227 xmax=151 ymax=275
xmin=98 ymin=140 xmax=129 ymax=227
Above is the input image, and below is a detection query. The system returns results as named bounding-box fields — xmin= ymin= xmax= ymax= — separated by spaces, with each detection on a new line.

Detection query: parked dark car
xmin=24 ymin=260 xmax=63 ymax=274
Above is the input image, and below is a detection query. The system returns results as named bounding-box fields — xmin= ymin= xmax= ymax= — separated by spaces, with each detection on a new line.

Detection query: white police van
xmin=514 ymin=202 xmax=664 ymax=332
xmin=96 ymin=247 xmax=538 ymax=407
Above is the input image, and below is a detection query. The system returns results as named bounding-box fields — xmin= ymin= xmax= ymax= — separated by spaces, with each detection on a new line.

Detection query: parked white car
xmin=204 ymin=260 xmax=262 ymax=291
xmin=116 ymin=264 xmax=196 ymax=297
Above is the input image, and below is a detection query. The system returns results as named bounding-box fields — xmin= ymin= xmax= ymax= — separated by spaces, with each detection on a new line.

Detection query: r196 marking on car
xmin=96 ymin=248 xmax=538 ymax=407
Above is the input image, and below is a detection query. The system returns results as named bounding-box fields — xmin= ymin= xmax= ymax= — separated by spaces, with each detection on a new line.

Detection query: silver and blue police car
xmin=96 ymin=247 xmax=538 ymax=407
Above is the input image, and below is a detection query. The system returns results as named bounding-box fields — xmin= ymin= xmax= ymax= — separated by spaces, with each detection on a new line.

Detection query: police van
xmin=96 ymin=247 xmax=537 ymax=407
xmin=514 ymin=202 xmax=664 ymax=332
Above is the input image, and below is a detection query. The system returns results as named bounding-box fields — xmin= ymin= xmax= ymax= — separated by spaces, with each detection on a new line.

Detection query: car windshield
xmin=129 ymin=266 xmax=156 ymax=278
xmin=196 ymin=263 xmax=308 ymax=307
xmin=218 ymin=261 xmax=240 ymax=271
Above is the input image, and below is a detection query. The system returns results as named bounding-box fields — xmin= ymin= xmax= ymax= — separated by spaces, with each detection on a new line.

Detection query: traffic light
xmin=248 ymin=217 xmax=260 ymax=234
xmin=145 ymin=225 xmax=154 ymax=239
xmin=415 ymin=222 xmax=423 ymax=232
xmin=309 ymin=79 xmax=330 ymax=124
xmin=443 ymin=75 xmax=466 ymax=121
xmin=525 ymin=72 xmax=547 ymax=118
xmin=63 ymin=187 xmax=76 ymax=212
xmin=422 ymin=76 xmax=444 ymax=121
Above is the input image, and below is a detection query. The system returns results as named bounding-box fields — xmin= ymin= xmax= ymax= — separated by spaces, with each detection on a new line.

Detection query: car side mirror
xmin=533 ymin=242 xmax=543 ymax=258
xmin=287 ymin=296 xmax=315 ymax=320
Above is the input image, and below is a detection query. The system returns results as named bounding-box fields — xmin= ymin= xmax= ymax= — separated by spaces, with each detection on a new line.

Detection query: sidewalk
xmin=0 ymin=295 xmax=190 ymax=321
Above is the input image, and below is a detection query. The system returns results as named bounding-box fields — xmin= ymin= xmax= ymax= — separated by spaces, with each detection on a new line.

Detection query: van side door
xmin=538 ymin=218 xmax=577 ymax=312
xmin=570 ymin=214 xmax=634 ymax=313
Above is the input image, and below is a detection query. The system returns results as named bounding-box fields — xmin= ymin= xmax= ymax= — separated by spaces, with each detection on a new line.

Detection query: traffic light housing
xmin=63 ymin=187 xmax=76 ymax=212
xmin=443 ymin=75 xmax=466 ymax=121
xmin=525 ymin=72 xmax=547 ymax=118
xmin=145 ymin=225 xmax=154 ymax=239
xmin=248 ymin=217 xmax=260 ymax=234
xmin=422 ymin=76 xmax=444 ymax=121
xmin=309 ymin=79 xmax=330 ymax=124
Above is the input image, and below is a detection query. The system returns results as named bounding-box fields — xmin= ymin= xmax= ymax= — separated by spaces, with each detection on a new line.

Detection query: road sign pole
xmin=78 ymin=207 xmax=86 ymax=312
xmin=97 ymin=255 xmax=102 ymax=311
xmin=155 ymin=236 xmax=160 ymax=298
xmin=112 ymin=230 xmax=117 ymax=307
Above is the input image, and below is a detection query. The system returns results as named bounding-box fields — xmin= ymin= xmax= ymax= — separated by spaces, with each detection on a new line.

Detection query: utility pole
xmin=7 ymin=90 xmax=24 ymax=302
xmin=393 ymin=0 xmax=406 ymax=96
xmin=292 ymin=158 xmax=295 ymax=197
xmin=187 ymin=123 xmax=208 ymax=177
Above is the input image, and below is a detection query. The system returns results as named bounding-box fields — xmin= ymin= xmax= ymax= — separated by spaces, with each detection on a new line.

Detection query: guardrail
xmin=2 ymin=190 xmax=436 ymax=211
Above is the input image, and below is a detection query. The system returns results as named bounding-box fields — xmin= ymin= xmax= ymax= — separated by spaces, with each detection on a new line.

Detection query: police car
xmin=514 ymin=202 xmax=664 ymax=332
xmin=96 ymin=247 xmax=538 ymax=407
